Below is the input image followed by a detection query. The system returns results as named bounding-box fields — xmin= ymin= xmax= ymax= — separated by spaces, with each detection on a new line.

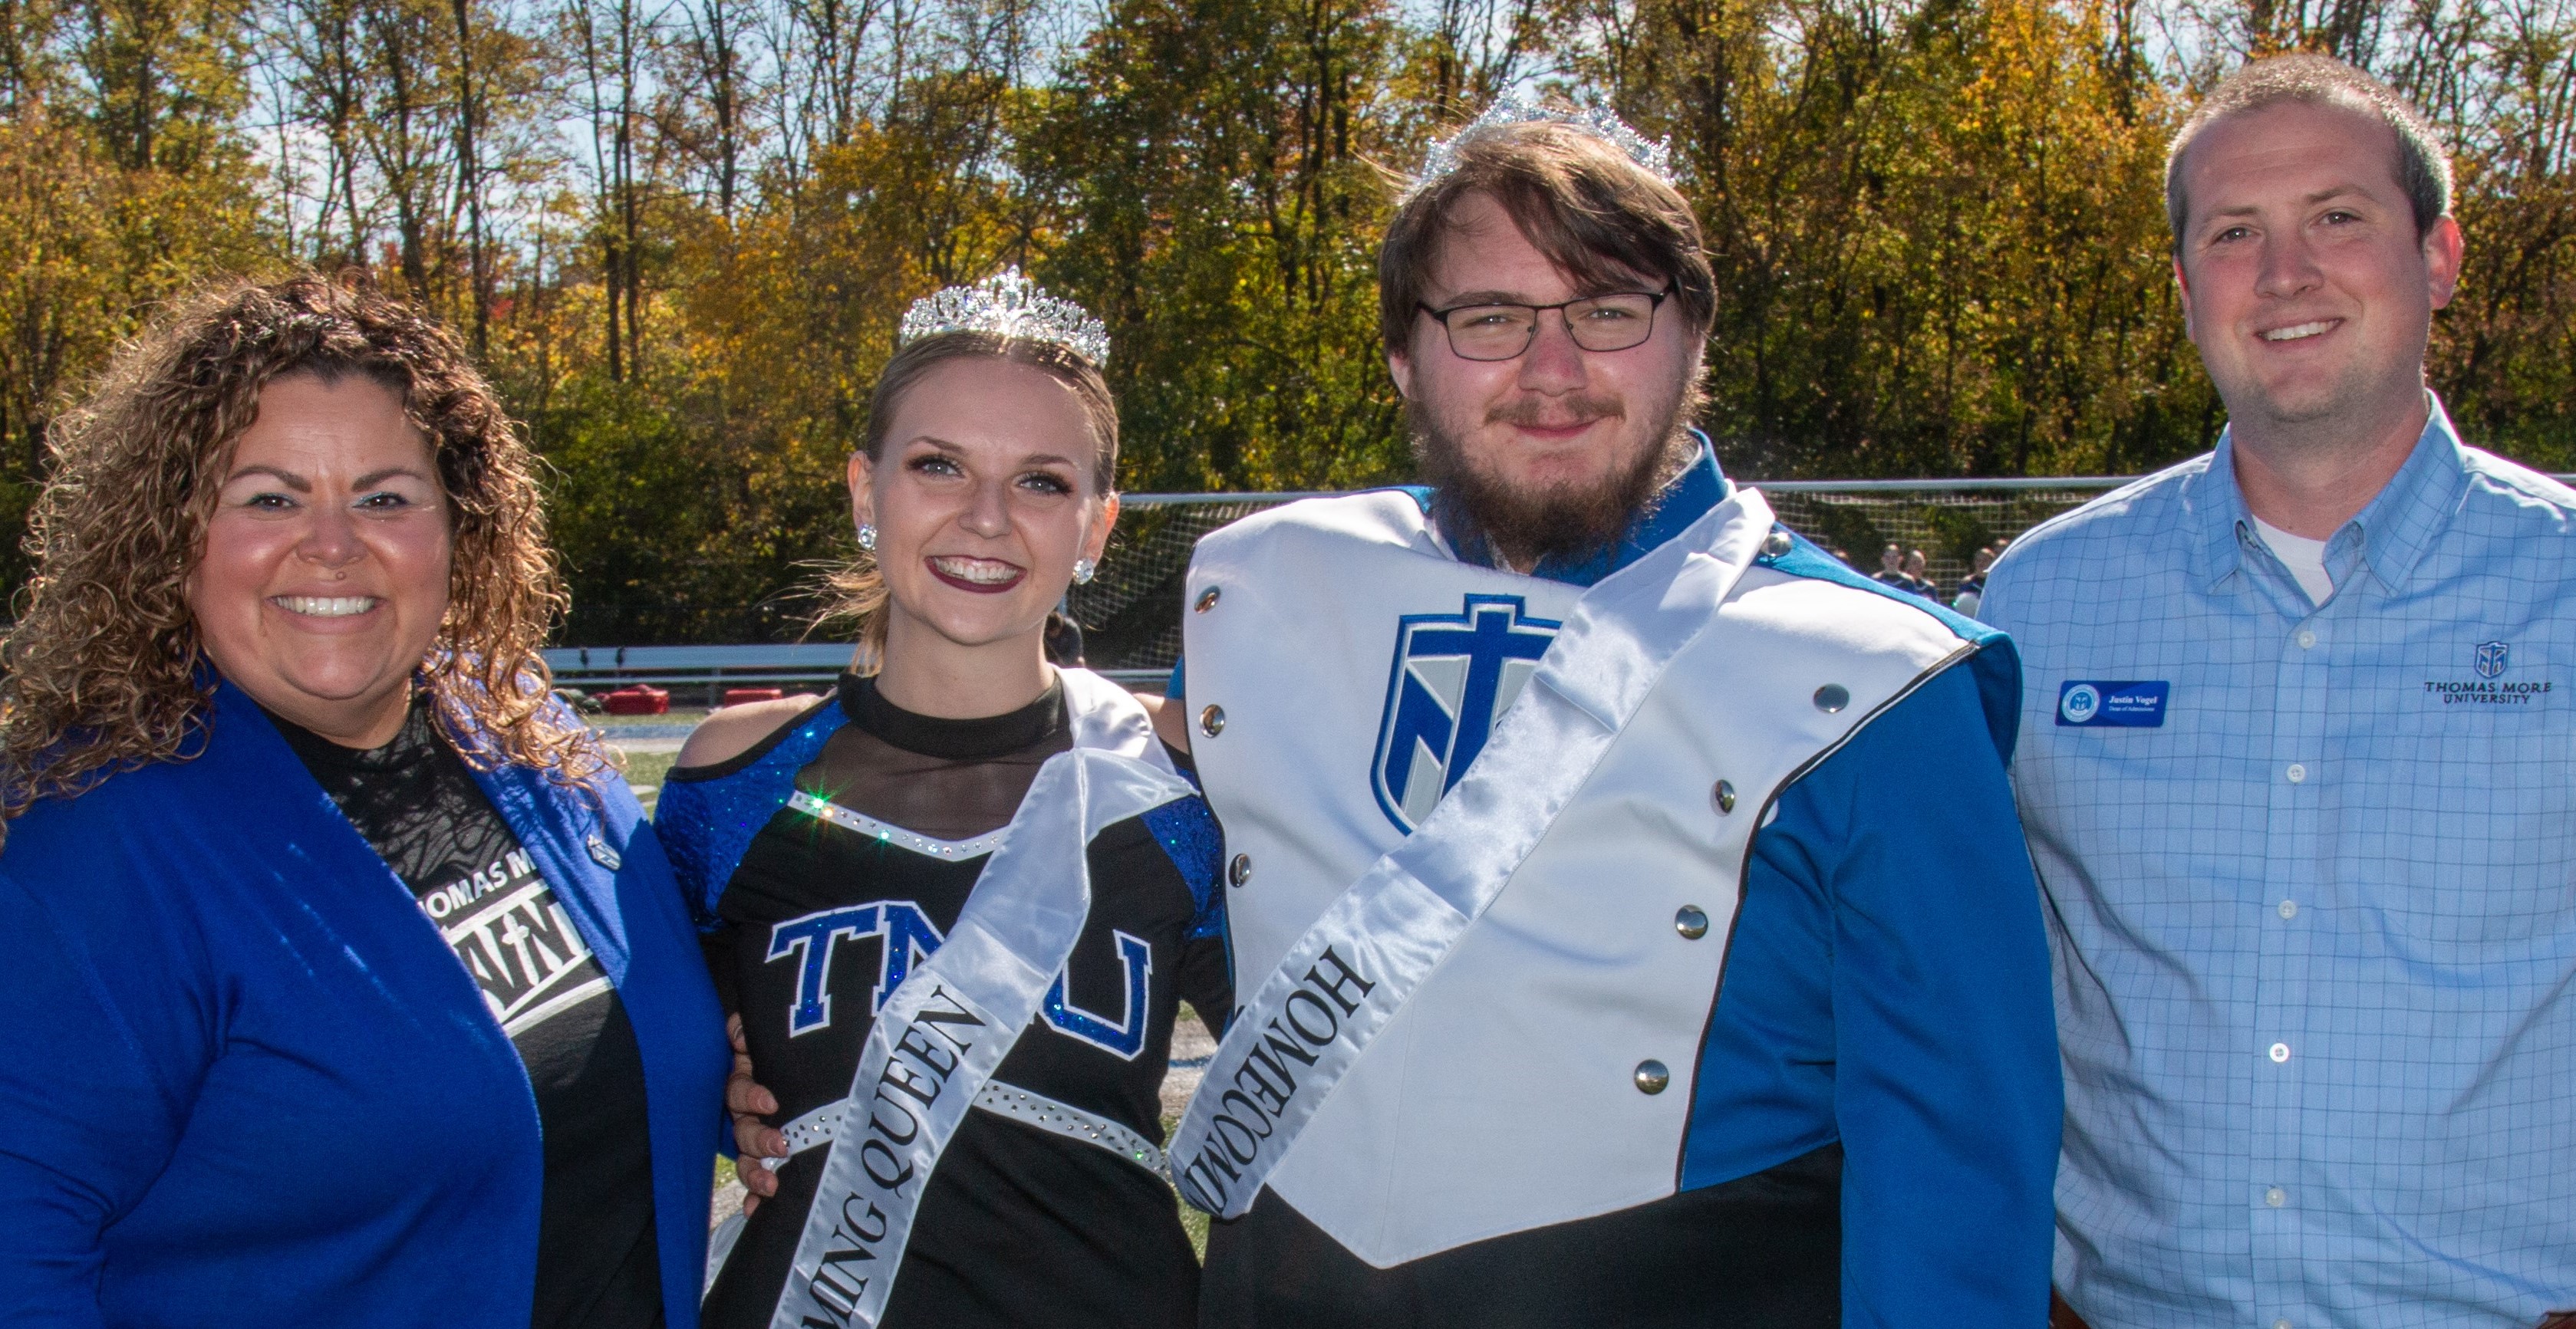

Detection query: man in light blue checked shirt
xmin=1982 ymin=54 xmax=2576 ymax=1329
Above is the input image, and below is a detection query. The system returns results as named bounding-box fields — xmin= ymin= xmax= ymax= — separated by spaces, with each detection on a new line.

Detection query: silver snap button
xmin=1227 ymin=854 xmax=1253 ymax=887
xmin=1632 ymin=1060 xmax=1670 ymax=1094
xmin=1711 ymin=780 xmax=1735 ymax=814
xmin=1195 ymin=587 xmax=1221 ymax=613
xmin=1813 ymin=684 xmax=1849 ymax=714
xmin=1762 ymin=528 xmax=1793 ymax=557
xmin=585 ymin=834 xmax=622 ymax=871
xmin=1674 ymin=906 xmax=1709 ymax=939
xmin=1200 ymin=705 xmax=1226 ymax=737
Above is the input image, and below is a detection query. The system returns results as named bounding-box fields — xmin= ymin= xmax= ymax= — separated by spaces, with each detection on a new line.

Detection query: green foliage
xmin=1017 ymin=0 xmax=1412 ymax=492
xmin=6 ymin=0 xmax=2576 ymax=640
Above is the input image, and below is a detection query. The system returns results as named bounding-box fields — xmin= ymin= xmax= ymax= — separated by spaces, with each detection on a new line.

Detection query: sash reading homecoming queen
xmin=769 ymin=747 xmax=1193 ymax=1329
xmin=1168 ymin=495 xmax=1767 ymax=1222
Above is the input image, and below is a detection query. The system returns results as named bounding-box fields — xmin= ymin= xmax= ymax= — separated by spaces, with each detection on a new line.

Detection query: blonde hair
xmin=814 ymin=330 xmax=1119 ymax=663
xmin=0 ymin=273 xmax=608 ymax=829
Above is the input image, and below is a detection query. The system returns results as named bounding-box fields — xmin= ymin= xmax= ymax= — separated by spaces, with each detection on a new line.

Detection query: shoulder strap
xmin=1059 ymin=666 xmax=1176 ymax=772
xmin=654 ymin=694 xmax=849 ymax=929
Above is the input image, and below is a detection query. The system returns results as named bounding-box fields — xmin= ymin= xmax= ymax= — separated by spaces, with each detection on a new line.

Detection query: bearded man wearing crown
xmin=1146 ymin=97 xmax=2062 ymax=1326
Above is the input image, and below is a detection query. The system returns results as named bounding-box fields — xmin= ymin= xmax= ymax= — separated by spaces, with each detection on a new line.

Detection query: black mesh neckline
xmin=265 ymin=691 xmax=443 ymax=775
xmin=838 ymin=672 xmax=1065 ymax=762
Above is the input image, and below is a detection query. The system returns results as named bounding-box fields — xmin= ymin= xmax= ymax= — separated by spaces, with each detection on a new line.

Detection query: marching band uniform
xmin=1169 ymin=443 xmax=2061 ymax=1327
xmin=658 ymin=669 xmax=1229 ymax=1329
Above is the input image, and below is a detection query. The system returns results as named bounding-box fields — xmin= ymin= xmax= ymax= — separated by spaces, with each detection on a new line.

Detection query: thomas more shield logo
xmin=1371 ymin=594 xmax=1561 ymax=831
xmin=2477 ymin=640 xmax=2510 ymax=679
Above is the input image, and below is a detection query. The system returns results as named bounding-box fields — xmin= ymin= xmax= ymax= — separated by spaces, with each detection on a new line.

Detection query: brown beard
xmin=1410 ymin=389 xmax=1695 ymax=571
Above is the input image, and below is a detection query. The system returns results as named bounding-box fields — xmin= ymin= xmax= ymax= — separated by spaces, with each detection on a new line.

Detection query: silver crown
xmin=898 ymin=268 xmax=1110 ymax=365
xmin=1412 ymin=92 xmax=1675 ymax=196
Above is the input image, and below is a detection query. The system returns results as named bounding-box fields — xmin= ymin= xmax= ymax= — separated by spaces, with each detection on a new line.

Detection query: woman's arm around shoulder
xmin=1138 ymin=692 xmax=1191 ymax=758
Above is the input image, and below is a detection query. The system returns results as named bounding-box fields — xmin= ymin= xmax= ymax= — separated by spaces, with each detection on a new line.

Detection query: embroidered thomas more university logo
xmin=768 ymin=904 xmax=1155 ymax=1057
xmin=1372 ymin=594 xmax=1561 ymax=831
xmin=2423 ymin=639 xmax=2553 ymax=706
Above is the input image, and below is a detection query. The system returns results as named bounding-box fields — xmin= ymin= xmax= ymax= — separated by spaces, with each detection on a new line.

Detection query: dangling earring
xmin=857 ymin=523 xmax=878 ymax=552
xmin=1071 ymin=558 xmax=1096 ymax=585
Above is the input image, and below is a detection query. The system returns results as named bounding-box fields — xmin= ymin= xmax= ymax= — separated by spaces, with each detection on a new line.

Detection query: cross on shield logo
xmin=2476 ymin=640 xmax=2510 ymax=679
xmin=1371 ymin=594 xmax=1561 ymax=831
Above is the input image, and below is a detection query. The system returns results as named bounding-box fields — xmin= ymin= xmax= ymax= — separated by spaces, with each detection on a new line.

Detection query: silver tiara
xmin=1412 ymin=92 xmax=1675 ymax=195
xmin=898 ymin=268 xmax=1110 ymax=365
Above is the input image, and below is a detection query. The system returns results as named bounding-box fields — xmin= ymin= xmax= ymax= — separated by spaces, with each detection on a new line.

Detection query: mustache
xmin=1484 ymin=393 xmax=1627 ymax=429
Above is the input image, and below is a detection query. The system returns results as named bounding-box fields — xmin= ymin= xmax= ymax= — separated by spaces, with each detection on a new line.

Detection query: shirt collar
xmin=1444 ymin=430 xmax=1731 ymax=587
xmin=2183 ymin=393 xmax=2469 ymax=596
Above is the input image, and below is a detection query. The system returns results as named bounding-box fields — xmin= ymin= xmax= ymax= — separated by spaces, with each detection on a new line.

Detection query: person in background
xmin=1873 ymin=541 xmax=1911 ymax=588
xmin=0 ymin=275 xmax=730 ymax=1328
xmin=1902 ymin=548 xmax=1936 ymax=595
xmin=1953 ymin=545 xmax=1998 ymax=616
xmin=1044 ymin=607 xmax=1088 ymax=666
xmin=1981 ymin=54 xmax=2576 ymax=1327
xmin=660 ymin=271 xmax=1227 ymax=1329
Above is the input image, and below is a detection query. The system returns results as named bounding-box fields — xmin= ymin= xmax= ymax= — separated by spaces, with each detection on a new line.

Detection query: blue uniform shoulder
xmin=654 ymin=695 xmax=848 ymax=930
xmin=1139 ymin=794 xmax=1225 ymax=942
xmin=1757 ymin=528 xmax=2001 ymax=648
xmin=1757 ymin=527 xmax=2024 ymax=763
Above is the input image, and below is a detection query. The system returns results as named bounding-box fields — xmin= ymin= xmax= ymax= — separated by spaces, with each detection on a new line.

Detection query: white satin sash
xmin=768 ymin=748 xmax=1193 ymax=1329
xmin=1167 ymin=499 xmax=1754 ymax=1217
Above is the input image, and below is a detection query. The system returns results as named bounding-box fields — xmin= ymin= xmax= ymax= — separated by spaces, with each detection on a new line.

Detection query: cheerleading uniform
xmin=657 ymin=673 xmax=1228 ymax=1329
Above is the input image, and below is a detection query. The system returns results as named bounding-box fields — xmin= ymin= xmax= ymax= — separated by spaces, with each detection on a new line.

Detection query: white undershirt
xmin=2250 ymin=513 xmax=2334 ymax=606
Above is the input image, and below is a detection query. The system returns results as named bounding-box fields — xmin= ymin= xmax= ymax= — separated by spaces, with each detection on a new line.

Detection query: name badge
xmin=2058 ymin=680 xmax=2169 ymax=727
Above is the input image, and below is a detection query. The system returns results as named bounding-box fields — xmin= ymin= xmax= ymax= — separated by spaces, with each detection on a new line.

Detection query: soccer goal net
xmin=1068 ymin=479 xmax=2134 ymax=678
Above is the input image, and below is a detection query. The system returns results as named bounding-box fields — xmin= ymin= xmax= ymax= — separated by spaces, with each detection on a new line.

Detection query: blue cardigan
xmin=0 ymin=681 xmax=730 ymax=1328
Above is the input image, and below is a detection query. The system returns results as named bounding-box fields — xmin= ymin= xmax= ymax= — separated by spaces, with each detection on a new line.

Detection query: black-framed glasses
xmin=1416 ymin=286 xmax=1672 ymax=361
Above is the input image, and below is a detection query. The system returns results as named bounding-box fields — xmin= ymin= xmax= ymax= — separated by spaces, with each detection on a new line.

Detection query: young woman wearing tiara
xmin=657 ymin=271 xmax=1228 ymax=1329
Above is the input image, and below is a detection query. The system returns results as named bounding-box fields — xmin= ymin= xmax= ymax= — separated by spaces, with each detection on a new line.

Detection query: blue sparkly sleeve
xmin=654 ymin=704 xmax=848 ymax=932
xmin=1140 ymin=794 xmax=1225 ymax=942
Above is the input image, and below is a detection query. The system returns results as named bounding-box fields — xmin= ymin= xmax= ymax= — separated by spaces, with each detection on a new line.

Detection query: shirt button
xmin=2286 ymin=763 xmax=2307 ymax=783
xmin=2276 ymin=1318 xmax=2294 ymax=1329
xmin=2265 ymin=1186 xmax=2287 ymax=1207
xmin=2278 ymin=899 xmax=2298 ymax=919
xmin=2269 ymin=1041 xmax=2291 ymax=1063
xmin=2296 ymin=629 xmax=2317 ymax=650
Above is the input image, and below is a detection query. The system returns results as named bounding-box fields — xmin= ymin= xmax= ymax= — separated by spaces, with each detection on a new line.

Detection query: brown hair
xmin=1379 ymin=117 xmax=1718 ymax=356
xmin=2166 ymin=54 xmax=2452 ymax=251
xmin=0 ymin=273 xmax=606 ymax=828
xmin=815 ymin=330 xmax=1120 ymax=662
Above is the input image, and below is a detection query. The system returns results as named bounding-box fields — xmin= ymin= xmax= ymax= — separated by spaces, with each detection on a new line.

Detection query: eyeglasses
xmin=1415 ymin=287 xmax=1672 ymax=361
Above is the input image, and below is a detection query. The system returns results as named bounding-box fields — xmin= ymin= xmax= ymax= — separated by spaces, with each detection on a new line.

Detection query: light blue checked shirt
xmin=1981 ymin=396 xmax=2576 ymax=1329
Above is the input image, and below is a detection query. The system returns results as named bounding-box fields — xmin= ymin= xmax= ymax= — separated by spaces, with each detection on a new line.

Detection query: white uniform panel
xmin=1184 ymin=491 xmax=1981 ymax=1264
xmin=1183 ymin=493 xmax=1582 ymax=985
xmin=1264 ymin=565 xmax=1970 ymax=1263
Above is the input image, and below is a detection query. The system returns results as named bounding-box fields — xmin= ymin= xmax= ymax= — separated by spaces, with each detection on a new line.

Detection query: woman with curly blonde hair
xmin=0 ymin=275 xmax=729 ymax=1329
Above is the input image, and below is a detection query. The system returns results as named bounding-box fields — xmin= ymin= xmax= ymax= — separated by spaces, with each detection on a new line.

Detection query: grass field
xmin=621 ymin=748 xmax=677 ymax=811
